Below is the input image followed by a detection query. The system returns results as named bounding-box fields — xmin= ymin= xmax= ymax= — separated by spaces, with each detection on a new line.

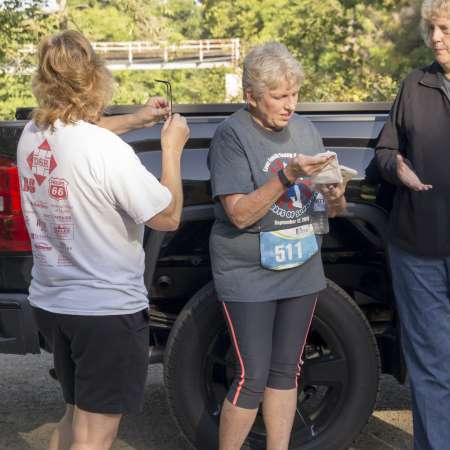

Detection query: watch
xmin=277 ymin=168 xmax=295 ymax=188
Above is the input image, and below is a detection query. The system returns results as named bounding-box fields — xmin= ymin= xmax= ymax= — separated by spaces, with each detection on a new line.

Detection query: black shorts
xmin=32 ymin=306 xmax=150 ymax=414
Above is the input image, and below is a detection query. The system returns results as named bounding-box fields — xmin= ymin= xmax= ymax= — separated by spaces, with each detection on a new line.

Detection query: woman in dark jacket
xmin=375 ymin=1 xmax=450 ymax=448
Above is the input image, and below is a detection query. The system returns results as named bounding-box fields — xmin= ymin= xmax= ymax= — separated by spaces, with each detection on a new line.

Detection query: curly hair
xmin=242 ymin=42 xmax=305 ymax=100
xmin=32 ymin=30 xmax=114 ymax=130
xmin=421 ymin=0 xmax=450 ymax=47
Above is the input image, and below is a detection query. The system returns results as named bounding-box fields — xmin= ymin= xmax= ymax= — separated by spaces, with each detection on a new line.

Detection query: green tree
xmin=199 ymin=0 xmax=432 ymax=101
xmin=0 ymin=0 xmax=439 ymax=120
xmin=111 ymin=0 xmax=170 ymax=41
xmin=157 ymin=0 xmax=203 ymax=40
xmin=69 ymin=4 xmax=135 ymax=41
xmin=382 ymin=0 xmax=433 ymax=80
xmin=0 ymin=0 xmax=58 ymax=119
xmin=112 ymin=68 xmax=231 ymax=104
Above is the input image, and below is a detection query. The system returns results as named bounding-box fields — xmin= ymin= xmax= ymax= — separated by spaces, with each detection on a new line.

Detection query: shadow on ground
xmin=351 ymin=375 xmax=412 ymax=450
xmin=0 ymin=355 xmax=412 ymax=450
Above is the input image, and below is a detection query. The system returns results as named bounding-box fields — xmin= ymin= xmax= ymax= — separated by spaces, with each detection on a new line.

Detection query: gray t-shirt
xmin=208 ymin=108 xmax=327 ymax=302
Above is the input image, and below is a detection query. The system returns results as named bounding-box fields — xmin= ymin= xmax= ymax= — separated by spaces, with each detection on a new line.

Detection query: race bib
xmin=259 ymin=224 xmax=319 ymax=271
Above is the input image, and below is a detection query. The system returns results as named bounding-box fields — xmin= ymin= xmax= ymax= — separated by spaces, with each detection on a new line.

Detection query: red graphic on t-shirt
xmin=26 ymin=139 xmax=57 ymax=186
xmin=34 ymin=243 xmax=52 ymax=251
xmin=51 ymin=223 xmax=74 ymax=240
xmin=36 ymin=218 xmax=47 ymax=232
xmin=268 ymin=158 xmax=313 ymax=210
xmin=49 ymin=178 xmax=68 ymax=201
xmin=22 ymin=177 xmax=36 ymax=193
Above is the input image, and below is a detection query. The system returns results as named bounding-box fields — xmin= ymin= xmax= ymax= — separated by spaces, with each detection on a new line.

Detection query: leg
xmin=32 ymin=308 xmax=77 ymax=450
xmin=68 ymin=310 xmax=149 ymax=449
xmin=389 ymin=244 xmax=450 ymax=450
xmin=219 ymin=399 xmax=258 ymax=450
xmin=70 ymin=406 xmax=121 ymax=450
xmin=33 ymin=308 xmax=149 ymax=450
xmin=262 ymin=387 xmax=297 ymax=450
xmin=219 ymin=301 xmax=277 ymax=450
xmin=49 ymin=404 xmax=74 ymax=450
xmin=264 ymin=294 xmax=318 ymax=450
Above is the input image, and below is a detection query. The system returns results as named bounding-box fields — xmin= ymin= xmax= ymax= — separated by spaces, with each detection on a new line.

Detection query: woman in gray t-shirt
xmin=208 ymin=43 xmax=347 ymax=450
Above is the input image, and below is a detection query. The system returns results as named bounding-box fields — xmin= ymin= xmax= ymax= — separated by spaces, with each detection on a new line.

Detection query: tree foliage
xmin=0 ymin=0 xmax=59 ymax=119
xmin=0 ymin=0 xmax=435 ymax=119
xmin=200 ymin=0 xmax=432 ymax=101
xmin=113 ymin=68 xmax=232 ymax=104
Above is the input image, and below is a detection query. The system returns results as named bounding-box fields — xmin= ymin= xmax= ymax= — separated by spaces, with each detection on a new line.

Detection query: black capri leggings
xmin=222 ymin=294 xmax=317 ymax=409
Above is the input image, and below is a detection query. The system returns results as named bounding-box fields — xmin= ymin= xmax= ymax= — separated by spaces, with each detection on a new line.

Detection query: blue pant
xmin=389 ymin=243 xmax=450 ymax=450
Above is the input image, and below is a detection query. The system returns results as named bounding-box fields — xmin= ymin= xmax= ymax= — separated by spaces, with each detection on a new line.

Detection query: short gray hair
xmin=421 ymin=0 xmax=450 ymax=47
xmin=242 ymin=42 xmax=305 ymax=99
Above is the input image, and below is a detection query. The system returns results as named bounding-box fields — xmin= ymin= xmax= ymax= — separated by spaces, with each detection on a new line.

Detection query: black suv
xmin=0 ymin=102 xmax=401 ymax=450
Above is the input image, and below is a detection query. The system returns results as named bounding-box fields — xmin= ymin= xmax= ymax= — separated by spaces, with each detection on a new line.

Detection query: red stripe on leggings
xmin=222 ymin=302 xmax=246 ymax=406
xmin=296 ymin=296 xmax=318 ymax=388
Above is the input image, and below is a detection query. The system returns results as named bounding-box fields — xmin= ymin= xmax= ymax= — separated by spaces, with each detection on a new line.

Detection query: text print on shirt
xmin=263 ymin=153 xmax=315 ymax=224
xmin=26 ymin=139 xmax=57 ymax=186
xmin=23 ymin=138 xmax=76 ymax=267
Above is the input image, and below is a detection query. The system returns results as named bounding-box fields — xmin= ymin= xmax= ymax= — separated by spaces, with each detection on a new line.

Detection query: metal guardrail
xmin=20 ymin=38 xmax=241 ymax=69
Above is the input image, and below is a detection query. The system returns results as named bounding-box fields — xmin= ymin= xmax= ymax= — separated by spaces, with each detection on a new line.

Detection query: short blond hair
xmin=32 ymin=30 xmax=114 ymax=130
xmin=421 ymin=0 xmax=450 ymax=47
xmin=242 ymin=42 xmax=305 ymax=99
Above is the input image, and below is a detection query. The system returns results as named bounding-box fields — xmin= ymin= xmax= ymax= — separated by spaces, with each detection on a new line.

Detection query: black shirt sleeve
xmin=375 ymin=80 xmax=413 ymax=186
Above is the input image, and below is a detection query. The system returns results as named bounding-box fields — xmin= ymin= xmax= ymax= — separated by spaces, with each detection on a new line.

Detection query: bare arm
xmin=221 ymin=176 xmax=287 ymax=229
xmin=145 ymin=114 xmax=190 ymax=231
xmin=221 ymin=153 xmax=334 ymax=229
xmin=97 ymin=96 xmax=170 ymax=135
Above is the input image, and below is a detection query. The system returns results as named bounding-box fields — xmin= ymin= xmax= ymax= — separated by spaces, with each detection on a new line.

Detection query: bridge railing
xmin=20 ymin=38 xmax=240 ymax=66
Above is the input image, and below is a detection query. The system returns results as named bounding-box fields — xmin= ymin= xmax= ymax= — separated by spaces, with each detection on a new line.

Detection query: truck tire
xmin=164 ymin=280 xmax=380 ymax=450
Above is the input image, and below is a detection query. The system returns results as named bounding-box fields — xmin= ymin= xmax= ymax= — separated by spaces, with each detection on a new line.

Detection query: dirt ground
xmin=0 ymin=352 xmax=412 ymax=450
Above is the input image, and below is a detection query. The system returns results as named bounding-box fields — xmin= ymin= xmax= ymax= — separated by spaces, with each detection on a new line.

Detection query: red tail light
xmin=0 ymin=156 xmax=31 ymax=252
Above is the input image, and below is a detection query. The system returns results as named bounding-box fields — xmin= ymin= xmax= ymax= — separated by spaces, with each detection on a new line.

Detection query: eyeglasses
xmin=155 ymin=79 xmax=173 ymax=115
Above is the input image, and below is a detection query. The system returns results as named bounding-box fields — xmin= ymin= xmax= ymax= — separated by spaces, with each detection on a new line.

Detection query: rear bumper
xmin=0 ymin=293 xmax=40 ymax=354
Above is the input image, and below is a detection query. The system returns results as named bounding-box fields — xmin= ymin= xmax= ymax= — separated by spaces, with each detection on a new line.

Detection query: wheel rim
xmin=203 ymin=315 xmax=350 ymax=448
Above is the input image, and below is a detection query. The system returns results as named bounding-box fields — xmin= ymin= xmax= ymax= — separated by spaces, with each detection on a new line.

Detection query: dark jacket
xmin=375 ymin=62 xmax=450 ymax=257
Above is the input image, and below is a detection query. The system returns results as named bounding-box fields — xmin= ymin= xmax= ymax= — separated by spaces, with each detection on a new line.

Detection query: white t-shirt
xmin=17 ymin=120 xmax=172 ymax=315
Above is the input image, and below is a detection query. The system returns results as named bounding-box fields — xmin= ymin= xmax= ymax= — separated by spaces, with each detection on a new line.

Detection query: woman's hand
xmin=284 ymin=153 xmax=334 ymax=181
xmin=161 ymin=114 xmax=190 ymax=157
xmin=316 ymin=182 xmax=346 ymax=201
xmin=97 ymin=96 xmax=171 ymax=135
xmin=326 ymin=195 xmax=347 ymax=218
xmin=134 ymin=96 xmax=171 ymax=129
xmin=316 ymin=182 xmax=348 ymax=217
xmin=396 ymin=154 xmax=432 ymax=191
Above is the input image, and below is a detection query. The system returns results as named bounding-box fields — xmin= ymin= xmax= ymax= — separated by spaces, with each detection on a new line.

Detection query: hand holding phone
xmin=285 ymin=152 xmax=335 ymax=179
xmin=311 ymin=151 xmax=342 ymax=184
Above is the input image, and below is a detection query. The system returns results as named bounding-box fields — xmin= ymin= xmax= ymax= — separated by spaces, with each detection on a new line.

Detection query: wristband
xmin=277 ymin=169 xmax=295 ymax=188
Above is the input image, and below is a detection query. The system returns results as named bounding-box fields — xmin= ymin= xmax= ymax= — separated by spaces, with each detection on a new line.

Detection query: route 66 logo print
xmin=49 ymin=178 xmax=68 ymax=201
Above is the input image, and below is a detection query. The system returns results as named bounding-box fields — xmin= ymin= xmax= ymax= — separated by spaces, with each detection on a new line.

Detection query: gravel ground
xmin=0 ymin=352 xmax=412 ymax=450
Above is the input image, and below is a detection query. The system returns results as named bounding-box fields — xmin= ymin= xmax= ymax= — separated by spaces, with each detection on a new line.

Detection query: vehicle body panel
xmin=0 ymin=103 xmax=400 ymax=380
